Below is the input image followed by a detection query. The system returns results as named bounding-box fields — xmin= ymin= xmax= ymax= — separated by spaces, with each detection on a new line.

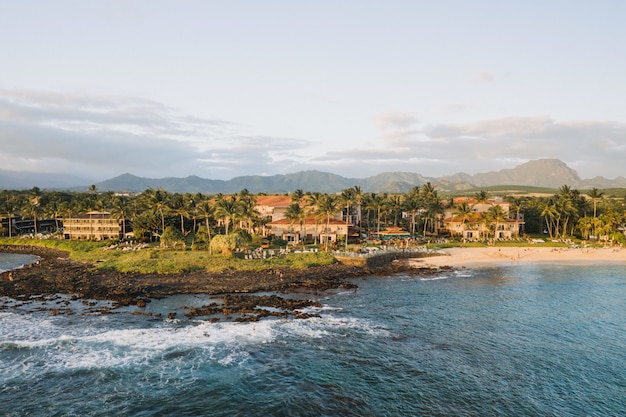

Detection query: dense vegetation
xmin=1 ymin=183 xmax=625 ymax=274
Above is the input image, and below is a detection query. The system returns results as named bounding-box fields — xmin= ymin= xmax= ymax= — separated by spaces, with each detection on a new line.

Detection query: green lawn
xmin=0 ymin=238 xmax=336 ymax=274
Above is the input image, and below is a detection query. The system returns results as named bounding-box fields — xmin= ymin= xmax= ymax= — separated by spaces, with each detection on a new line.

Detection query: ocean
xmin=1 ymin=254 xmax=624 ymax=416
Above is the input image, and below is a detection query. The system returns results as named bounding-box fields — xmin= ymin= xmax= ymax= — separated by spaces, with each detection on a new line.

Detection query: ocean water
xmin=1 ymin=260 xmax=624 ymax=416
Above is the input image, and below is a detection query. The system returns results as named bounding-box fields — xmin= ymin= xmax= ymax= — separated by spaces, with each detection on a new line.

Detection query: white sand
xmin=412 ymin=246 xmax=626 ymax=268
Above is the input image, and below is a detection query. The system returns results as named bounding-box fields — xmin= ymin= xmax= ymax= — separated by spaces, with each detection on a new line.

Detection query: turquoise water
xmin=1 ymin=263 xmax=624 ymax=416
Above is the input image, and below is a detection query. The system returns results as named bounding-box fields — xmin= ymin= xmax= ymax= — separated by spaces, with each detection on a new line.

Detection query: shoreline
xmin=0 ymin=244 xmax=440 ymax=309
xmin=408 ymin=246 xmax=626 ymax=269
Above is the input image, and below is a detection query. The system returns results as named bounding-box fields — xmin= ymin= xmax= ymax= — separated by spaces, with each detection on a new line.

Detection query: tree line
xmin=1 ymin=183 xmax=625 ymax=245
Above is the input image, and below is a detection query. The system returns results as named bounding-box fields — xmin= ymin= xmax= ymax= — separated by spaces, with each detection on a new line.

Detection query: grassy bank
xmin=0 ymin=238 xmax=336 ymax=274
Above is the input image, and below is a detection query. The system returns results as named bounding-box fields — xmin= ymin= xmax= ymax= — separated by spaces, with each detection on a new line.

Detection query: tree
xmin=161 ymin=225 xmax=185 ymax=248
xmin=210 ymin=233 xmax=247 ymax=257
xmin=366 ymin=192 xmax=387 ymax=238
xmin=487 ymin=204 xmax=508 ymax=239
xmin=315 ymin=194 xmax=339 ymax=251
xmin=111 ymin=196 xmax=131 ymax=238
xmin=197 ymin=200 xmax=215 ymax=253
xmin=215 ymin=195 xmax=240 ymax=235
xmin=340 ymin=188 xmax=356 ymax=250
xmin=453 ymin=201 xmax=474 ymax=237
xmin=402 ymin=191 xmax=422 ymax=237
xmin=170 ymin=193 xmax=190 ymax=237
xmin=285 ymin=202 xmax=307 ymax=249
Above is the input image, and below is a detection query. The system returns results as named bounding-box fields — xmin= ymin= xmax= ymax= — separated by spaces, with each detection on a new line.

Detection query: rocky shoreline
xmin=0 ymin=244 xmax=446 ymax=321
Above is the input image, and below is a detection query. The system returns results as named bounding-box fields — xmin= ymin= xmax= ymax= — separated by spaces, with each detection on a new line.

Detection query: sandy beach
xmin=414 ymin=246 xmax=626 ymax=268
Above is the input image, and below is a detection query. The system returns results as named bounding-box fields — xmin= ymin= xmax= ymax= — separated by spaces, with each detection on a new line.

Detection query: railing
xmin=331 ymin=247 xmax=440 ymax=259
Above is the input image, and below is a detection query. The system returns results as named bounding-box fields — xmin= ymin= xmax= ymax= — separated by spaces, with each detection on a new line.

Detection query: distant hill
xmin=439 ymin=159 xmax=581 ymax=189
xmin=90 ymin=159 xmax=626 ymax=194
xmin=3 ymin=159 xmax=626 ymax=193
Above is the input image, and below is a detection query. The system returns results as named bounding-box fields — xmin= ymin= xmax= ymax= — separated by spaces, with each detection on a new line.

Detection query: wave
xmin=0 ymin=308 xmax=388 ymax=379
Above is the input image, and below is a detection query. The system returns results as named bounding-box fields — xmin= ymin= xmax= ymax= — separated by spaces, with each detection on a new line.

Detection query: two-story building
xmin=442 ymin=197 xmax=524 ymax=240
xmin=266 ymin=214 xmax=350 ymax=245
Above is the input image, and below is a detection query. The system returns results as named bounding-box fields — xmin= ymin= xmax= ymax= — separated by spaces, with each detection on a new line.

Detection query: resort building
xmin=62 ymin=211 xmax=130 ymax=241
xmin=254 ymin=195 xmax=293 ymax=222
xmin=442 ymin=197 xmax=525 ymax=240
xmin=266 ymin=214 xmax=350 ymax=245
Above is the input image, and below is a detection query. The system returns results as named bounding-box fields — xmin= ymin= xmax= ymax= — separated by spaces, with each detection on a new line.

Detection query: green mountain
xmin=5 ymin=158 xmax=623 ymax=193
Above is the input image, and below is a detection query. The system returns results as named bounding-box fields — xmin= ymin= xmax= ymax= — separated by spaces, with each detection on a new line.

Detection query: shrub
xmin=161 ymin=226 xmax=185 ymax=249
xmin=210 ymin=233 xmax=248 ymax=256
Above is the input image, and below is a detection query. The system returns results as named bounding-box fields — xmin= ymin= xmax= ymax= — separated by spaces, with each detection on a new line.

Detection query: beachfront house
xmin=62 ymin=211 xmax=130 ymax=241
xmin=442 ymin=197 xmax=524 ymax=239
xmin=266 ymin=214 xmax=350 ymax=245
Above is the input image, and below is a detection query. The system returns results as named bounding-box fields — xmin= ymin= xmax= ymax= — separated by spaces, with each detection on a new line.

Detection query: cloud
xmin=469 ymin=71 xmax=496 ymax=84
xmin=0 ymin=89 xmax=312 ymax=180
xmin=315 ymin=116 xmax=626 ymax=178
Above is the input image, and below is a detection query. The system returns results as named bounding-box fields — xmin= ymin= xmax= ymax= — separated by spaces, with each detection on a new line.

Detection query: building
xmin=266 ymin=214 xmax=350 ymax=245
xmin=442 ymin=197 xmax=525 ymax=240
xmin=255 ymin=195 xmax=293 ymax=222
xmin=62 ymin=211 xmax=130 ymax=241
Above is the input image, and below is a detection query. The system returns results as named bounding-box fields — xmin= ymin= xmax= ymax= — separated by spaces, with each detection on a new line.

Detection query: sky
xmin=1 ymin=0 xmax=626 ymax=183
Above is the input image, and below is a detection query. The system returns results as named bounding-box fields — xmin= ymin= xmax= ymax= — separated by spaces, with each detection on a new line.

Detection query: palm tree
xmin=539 ymin=199 xmax=558 ymax=239
xmin=170 ymin=194 xmax=190 ymax=236
xmin=238 ymin=191 xmax=259 ymax=234
xmin=285 ymin=202 xmax=307 ymax=249
xmin=215 ymin=195 xmax=240 ymax=235
xmin=144 ymin=187 xmax=169 ymax=242
xmin=290 ymin=189 xmax=305 ymax=204
xmin=111 ymin=196 xmax=132 ymax=238
xmin=315 ymin=194 xmax=339 ymax=251
xmin=367 ymin=193 xmax=387 ymax=238
xmin=402 ymin=192 xmax=422 ymax=237
xmin=453 ymin=201 xmax=474 ymax=237
xmin=197 ymin=200 xmax=215 ymax=253
xmin=306 ymin=192 xmax=323 ymax=244
xmin=351 ymin=185 xmax=364 ymax=227
xmin=474 ymin=190 xmax=490 ymax=204
xmin=588 ymin=188 xmax=604 ymax=237
xmin=340 ymin=188 xmax=356 ymax=250
xmin=487 ymin=204 xmax=508 ymax=239
xmin=1 ymin=191 xmax=16 ymax=237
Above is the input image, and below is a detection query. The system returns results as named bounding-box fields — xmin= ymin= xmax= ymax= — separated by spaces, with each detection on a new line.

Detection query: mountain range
xmin=93 ymin=159 xmax=626 ymax=193
xmin=1 ymin=159 xmax=625 ymax=193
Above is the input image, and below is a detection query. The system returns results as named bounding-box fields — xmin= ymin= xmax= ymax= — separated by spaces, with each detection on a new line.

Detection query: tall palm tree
xmin=315 ymin=194 xmax=339 ymax=251
xmin=367 ymin=193 xmax=387 ymax=238
xmin=144 ymin=187 xmax=169 ymax=242
xmin=306 ymin=192 xmax=323 ymax=244
xmin=170 ymin=194 xmax=190 ymax=236
xmin=340 ymin=188 xmax=356 ymax=250
xmin=487 ymin=204 xmax=508 ymax=239
xmin=238 ymin=191 xmax=259 ymax=234
xmin=588 ymin=188 xmax=604 ymax=237
xmin=197 ymin=200 xmax=215 ymax=253
xmin=453 ymin=201 xmax=474 ymax=237
xmin=402 ymin=192 xmax=422 ymax=237
xmin=539 ymin=199 xmax=558 ymax=239
xmin=111 ymin=196 xmax=132 ymax=238
xmin=351 ymin=185 xmax=364 ymax=227
xmin=285 ymin=202 xmax=307 ymax=249
xmin=215 ymin=195 xmax=240 ymax=235
xmin=1 ymin=191 xmax=16 ymax=237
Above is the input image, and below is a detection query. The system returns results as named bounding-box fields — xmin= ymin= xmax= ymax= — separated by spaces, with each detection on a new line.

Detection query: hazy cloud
xmin=470 ymin=71 xmax=496 ymax=84
xmin=0 ymin=89 xmax=311 ymax=180
xmin=316 ymin=116 xmax=626 ymax=178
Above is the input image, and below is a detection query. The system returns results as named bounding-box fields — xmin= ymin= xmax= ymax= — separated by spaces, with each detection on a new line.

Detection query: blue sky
xmin=1 ymin=0 xmax=625 ymax=182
